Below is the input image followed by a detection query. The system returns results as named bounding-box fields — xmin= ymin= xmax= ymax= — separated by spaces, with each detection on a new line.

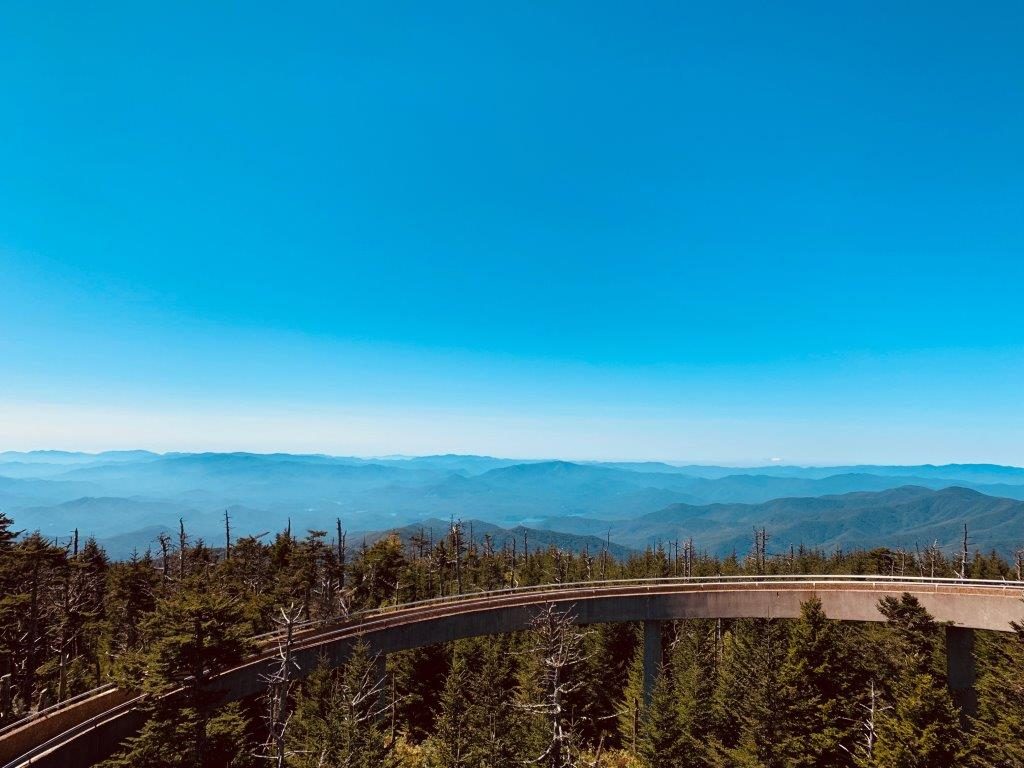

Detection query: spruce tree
xmin=639 ymin=665 xmax=688 ymax=768
xmin=429 ymin=645 xmax=472 ymax=766
xmin=871 ymin=594 xmax=964 ymax=767
xmin=464 ymin=635 xmax=523 ymax=766
xmin=99 ymin=576 xmax=253 ymax=768
xmin=969 ymin=624 xmax=1024 ymax=767
xmin=717 ymin=618 xmax=789 ymax=768
xmin=873 ymin=671 xmax=963 ymax=768
xmin=288 ymin=642 xmax=396 ymax=768
xmin=670 ymin=618 xmax=718 ymax=760
xmin=775 ymin=598 xmax=854 ymax=766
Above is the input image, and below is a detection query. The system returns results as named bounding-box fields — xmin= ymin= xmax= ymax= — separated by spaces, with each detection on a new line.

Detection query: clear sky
xmin=1 ymin=1 xmax=1022 ymax=463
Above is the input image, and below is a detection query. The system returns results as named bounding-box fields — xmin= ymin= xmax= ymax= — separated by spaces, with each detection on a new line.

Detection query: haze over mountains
xmin=2 ymin=451 xmax=1024 ymax=560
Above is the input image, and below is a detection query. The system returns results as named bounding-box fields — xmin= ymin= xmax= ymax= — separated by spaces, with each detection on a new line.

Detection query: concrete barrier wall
xmin=15 ymin=705 xmax=148 ymax=768
xmin=209 ymin=582 xmax=1024 ymax=701
xmin=0 ymin=688 xmax=137 ymax=766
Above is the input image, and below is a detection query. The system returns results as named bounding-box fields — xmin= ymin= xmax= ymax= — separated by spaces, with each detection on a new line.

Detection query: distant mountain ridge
xmin=2 ymin=451 xmax=1023 ymax=559
xmin=539 ymin=486 xmax=1024 ymax=557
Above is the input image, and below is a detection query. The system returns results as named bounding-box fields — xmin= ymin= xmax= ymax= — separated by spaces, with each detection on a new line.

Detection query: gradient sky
xmin=1 ymin=1 xmax=1022 ymax=463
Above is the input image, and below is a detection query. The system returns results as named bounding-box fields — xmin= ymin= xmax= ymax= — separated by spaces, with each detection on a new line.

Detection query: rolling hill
xmin=4 ymin=452 xmax=1024 ymax=560
xmin=541 ymin=486 xmax=1024 ymax=557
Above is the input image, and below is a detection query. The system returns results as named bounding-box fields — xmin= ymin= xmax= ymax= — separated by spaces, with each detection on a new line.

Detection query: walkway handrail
xmin=0 ymin=684 xmax=117 ymax=739
xmin=253 ymin=573 xmax=1024 ymax=645
xmin=1 ymin=694 xmax=146 ymax=768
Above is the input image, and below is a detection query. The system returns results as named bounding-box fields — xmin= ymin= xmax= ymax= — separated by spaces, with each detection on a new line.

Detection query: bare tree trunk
xmin=336 ymin=518 xmax=347 ymax=589
xmin=959 ymin=524 xmax=970 ymax=579
xmin=178 ymin=518 xmax=188 ymax=580
xmin=520 ymin=604 xmax=593 ymax=768
xmin=261 ymin=604 xmax=302 ymax=768
xmin=23 ymin=552 xmax=41 ymax=707
xmin=224 ymin=509 xmax=231 ymax=561
xmin=158 ymin=532 xmax=171 ymax=582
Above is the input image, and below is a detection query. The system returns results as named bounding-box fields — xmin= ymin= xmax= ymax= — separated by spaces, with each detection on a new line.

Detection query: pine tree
xmin=775 ymin=598 xmax=854 ymax=766
xmin=430 ymin=646 xmax=472 ymax=766
xmin=389 ymin=645 xmax=448 ymax=742
xmin=464 ymin=635 xmax=524 ymax=766
xmin=99 ymin=576 xmax=253 ymax=768
xmin=103 ymin=550 xmax=161 ymax=685
xmin=288 ymin=642 xmax=396 ymax=768
xmin=871 ymin=594 xmax=964 ymax=767
xmin=639 ymin=666 xmax=688 ymax=768
xmin=618 ymin=635 xmax=645 ymax=752
xmin=969 ymin=624 xmax=1024 ymax=767
xmin=873 ymin=671 xmax=963 ymax=767
xmin=350 ymin=534 xmax=407 ymax=608
xmin=670 ymin=618 xmax=718 ymax=761
xmin=591 ymin=621 xmax=637 ymax=749
xmin=717 ymin=619 xmax=789 ymax=768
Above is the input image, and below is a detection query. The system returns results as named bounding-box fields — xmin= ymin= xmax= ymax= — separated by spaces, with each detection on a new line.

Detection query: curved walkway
xmin=5 ymin=575 xmax=1024 ymax=768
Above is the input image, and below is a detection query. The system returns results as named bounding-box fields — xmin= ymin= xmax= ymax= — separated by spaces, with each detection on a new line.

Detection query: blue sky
xmin=1 ymin=1 xmax=1022 ymax=462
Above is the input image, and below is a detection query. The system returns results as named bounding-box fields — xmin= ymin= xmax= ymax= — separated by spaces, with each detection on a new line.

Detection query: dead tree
xmin=157 ymin=532 xmax=172 ymax=582
xmin=958 ymin=524 xmax=970 ymax=580
xmin=840 ymin=681 xmax=891 ymax=765
xmin=224 ymin=509 xmax=232 ymax=561
xmin=749 ymin=527 xmax=769 ymax=574
xmin=337 ymin=647 xmax=395 ymax=765
xmin=916 ymin=540 xmax=943 ymax=578
xmin=683 ymin=538 xmax=695 ymax=578
xmin=178 ymin=518 xmax=188 ymax=580
xmin=259 ymin=604 xmax=303 ymax=768
xmin=336 ymin=518 xmax=347 ymax=589
xmin=519 ymin=603 xmax=596 ymax=768
xmin=450 ymin=518 xmax=465 ymax=594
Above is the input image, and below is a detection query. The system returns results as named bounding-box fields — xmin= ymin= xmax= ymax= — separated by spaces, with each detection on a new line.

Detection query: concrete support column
xmin=642 ymin=620 xmax=662 ymax=706
xmin=946 ymin=626 xmax=977 ymax=719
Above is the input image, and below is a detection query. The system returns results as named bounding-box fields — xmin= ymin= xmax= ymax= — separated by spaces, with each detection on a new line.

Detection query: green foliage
xmin=639 ymin=668 xmax=688 ymax=768
xmin=100 ymin=577 xmax=254 ymax=768
xmin=873 ymin=672 xmax=964 ymax=767
xmin=774 ymin=598 xmax=856 ymax=766
xmin=870 ymin=593 xmax=964 ymax=768
xmin=289 ymin=643 xmax=397 ymax=768
xmin=140 ymin=577 xmax=253 ymax=696
xmin=98 ymin=703 xmax=253 ymax=768
xmin=2 ymin=509 xmax=1024 ymax=767
xmin=967 ymin=622 xmax=1024 ymax=767
xmin=389 ymin=645 xmax=447 ymax=741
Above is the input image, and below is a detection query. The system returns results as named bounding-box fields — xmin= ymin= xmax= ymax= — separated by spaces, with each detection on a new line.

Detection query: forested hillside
xmin=2 ymin=509 xmax=1024 ymax=767
xmin=6 ymin=453 xmax=1024 ymax=560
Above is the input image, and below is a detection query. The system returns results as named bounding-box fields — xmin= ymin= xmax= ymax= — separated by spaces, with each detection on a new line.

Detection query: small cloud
xmin=770 ymin=457 xmax=783 ymax=463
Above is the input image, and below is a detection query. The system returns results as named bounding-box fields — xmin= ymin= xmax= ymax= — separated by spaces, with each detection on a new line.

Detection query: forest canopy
xmin=1 ymin=510 xmax=1022 ymax=768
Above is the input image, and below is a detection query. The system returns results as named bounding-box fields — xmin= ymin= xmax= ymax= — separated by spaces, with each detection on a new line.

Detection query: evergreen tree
xmin=618 ymin=634 xmax=645 ymax=752
xmin=670 ymin=618 xmax=718 ymax=763
xmin=969 ymin=623 xmax=1024 ymax=767
xmin=429 ymin=646 xmax=472 ymax=766
xmin=289 ymin=642 xmax=396 ymax=768
xmin=389 ymin=645 xmax=448 ymax=742
xmin=99 ymin=576 xmax=253 ymax=768
xmin=639 ymin=665 xmax=688 ymax=768
xmin=464 ymin=635 xmax=524 ymax=766
xmin=716 ymin=619 xmax=789 ymax=768
xmin=873 ymin=671 xmax=963 ymax=768
xmin=775 ymin=598 xmax=855 ymax=767
xmin=871 ymin=594 xmax=964 ymax=767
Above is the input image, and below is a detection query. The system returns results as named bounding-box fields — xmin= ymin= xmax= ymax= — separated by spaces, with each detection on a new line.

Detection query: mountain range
xmin=2 ymin=451 xmax=1023 ymax=560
